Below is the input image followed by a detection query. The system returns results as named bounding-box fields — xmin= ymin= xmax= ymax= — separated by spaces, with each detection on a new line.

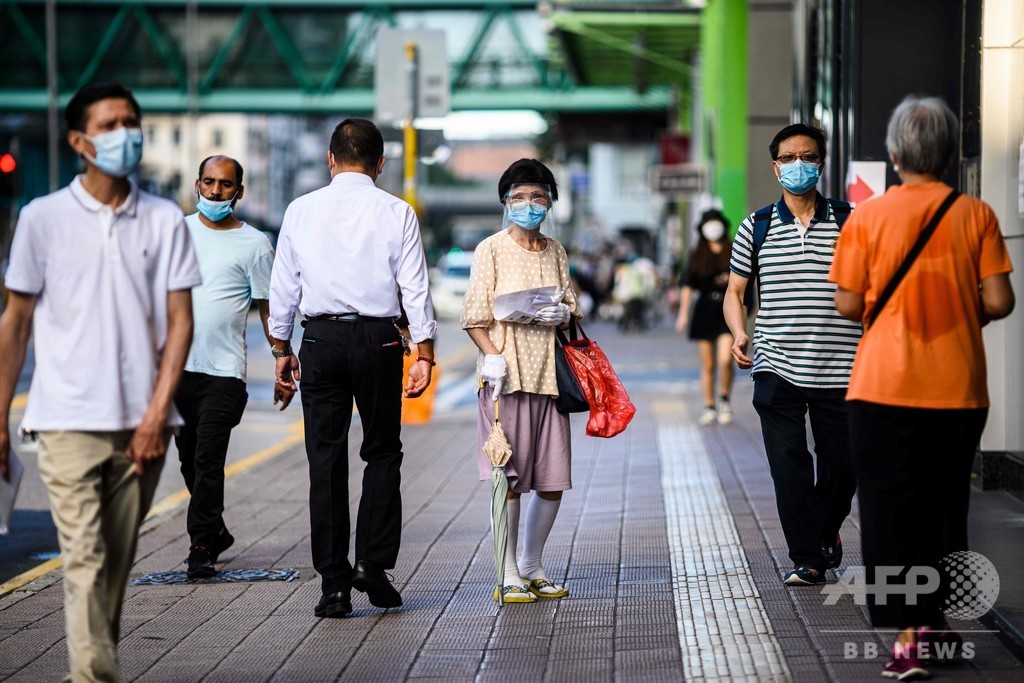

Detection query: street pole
xmin=45 ymin=0 xmax=58 ymax=192
xmin=403 ymin=42 xmax=419 ymax=215
xmin=186 ymin=0 xmax=199 ymax=202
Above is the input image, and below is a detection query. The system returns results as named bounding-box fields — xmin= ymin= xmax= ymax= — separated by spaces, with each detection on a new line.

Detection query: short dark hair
xmin=198 ymin=155 xmax=244 ymax=186
xmin=769 ymin=123 xmax=826 ymax=161
xmin=65 ymin=83 xmax=141 ymax=132
xmin=497 ymin=158 xmax=559 ymax=203
xmin=329 ymin=118 xmax=384 ymax=170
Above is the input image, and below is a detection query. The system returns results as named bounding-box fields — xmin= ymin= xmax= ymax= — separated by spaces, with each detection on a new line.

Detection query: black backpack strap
xmin=828 ymin=198 xmax=852 ymax=229
xmin=743 ymin=203 xmax=775 ymax=310
xmin=863 ymin=190 xmax=960 ymax=330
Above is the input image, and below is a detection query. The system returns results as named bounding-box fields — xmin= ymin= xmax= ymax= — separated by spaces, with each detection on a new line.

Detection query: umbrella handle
xmin=494 ymin=399 xmax=499 ymax=422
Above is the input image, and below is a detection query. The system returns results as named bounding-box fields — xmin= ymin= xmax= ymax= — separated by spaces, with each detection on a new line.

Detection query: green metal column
xmin=700 ymin=0 xmax=747 ymax=225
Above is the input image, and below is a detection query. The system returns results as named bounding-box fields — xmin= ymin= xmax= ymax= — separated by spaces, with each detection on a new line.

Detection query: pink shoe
xmin=881 ymin=643 xmax=930 ymax=680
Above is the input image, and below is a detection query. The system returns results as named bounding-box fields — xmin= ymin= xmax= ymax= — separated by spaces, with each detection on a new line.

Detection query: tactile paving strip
xmin=658 ymin=421 xmax=790 ymax=681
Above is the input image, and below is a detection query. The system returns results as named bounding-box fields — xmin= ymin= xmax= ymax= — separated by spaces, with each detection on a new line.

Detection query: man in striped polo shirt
xmin=723 ymin=123 xmax=861 ymax=586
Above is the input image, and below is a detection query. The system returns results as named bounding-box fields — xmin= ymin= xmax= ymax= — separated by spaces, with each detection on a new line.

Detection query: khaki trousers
xmin=37 ymin=431 xmax=163 ymax=683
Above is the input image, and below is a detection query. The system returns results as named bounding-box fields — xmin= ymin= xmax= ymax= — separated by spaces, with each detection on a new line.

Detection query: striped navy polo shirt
xmin=729 ymin=193 xmax=862 ymax=388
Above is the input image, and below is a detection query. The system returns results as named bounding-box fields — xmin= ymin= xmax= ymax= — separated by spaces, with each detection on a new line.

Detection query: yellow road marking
xmin=0 ymin=558 xmax=62 ymax=597
xmin=0 ymin=422 xmax=304 ymax=598
xmin=0 ymin=340 xmax=475 ymax=598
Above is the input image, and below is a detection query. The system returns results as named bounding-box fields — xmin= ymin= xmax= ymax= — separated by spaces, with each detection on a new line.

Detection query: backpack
xmin=742 ymin=198 xmax=852 ymax=310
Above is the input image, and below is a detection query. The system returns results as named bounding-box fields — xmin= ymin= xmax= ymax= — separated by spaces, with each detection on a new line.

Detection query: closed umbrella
xmin=483 ymin=399 xmax=513 ymax=606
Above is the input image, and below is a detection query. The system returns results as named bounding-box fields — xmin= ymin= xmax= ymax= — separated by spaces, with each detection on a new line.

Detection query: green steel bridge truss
xmin=0 ymin=0 xmax=699 ymax=115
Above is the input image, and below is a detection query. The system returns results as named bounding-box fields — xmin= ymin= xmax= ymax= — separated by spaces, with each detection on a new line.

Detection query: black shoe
xmin=783 ymin=565 xmax=825 ymax=586
xmin=351 ymin=560 xmax=403 ymax=608
xmin=186 ymin=544 xmax=216 ymax=579
xmin=314 ymin=591 xmax=353 ymax=619
xmin=210 ymin=529 xmax=235 ymax=564
xmin=822 ymin=535 xmax=843 ymax=570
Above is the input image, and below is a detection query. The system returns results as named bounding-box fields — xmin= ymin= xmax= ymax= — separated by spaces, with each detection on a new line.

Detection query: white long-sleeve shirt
xmin=268 ymin=172 xmax=436 ymax=343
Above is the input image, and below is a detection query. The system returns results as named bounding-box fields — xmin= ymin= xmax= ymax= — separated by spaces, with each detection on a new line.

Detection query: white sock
xmin=518 ymin=495 xmax=561 ymax=582
xmin=501 ymin=498 xmax=523 ymax=587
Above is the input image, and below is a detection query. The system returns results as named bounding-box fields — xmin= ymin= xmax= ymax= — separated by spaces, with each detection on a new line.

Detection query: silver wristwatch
xmin=271 ymin=345 xmax=293 ymax=358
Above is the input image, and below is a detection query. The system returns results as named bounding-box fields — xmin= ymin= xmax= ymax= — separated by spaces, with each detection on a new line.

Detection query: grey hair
xmin=885 ymin=96 xmax=959 ymax=177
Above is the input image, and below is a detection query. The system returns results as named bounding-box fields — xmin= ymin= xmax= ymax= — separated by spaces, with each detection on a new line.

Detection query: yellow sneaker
xmin=527 ymin=578 xmax=569 ymax=599
xmin=493 ymin=584 xmax=537 ymax=603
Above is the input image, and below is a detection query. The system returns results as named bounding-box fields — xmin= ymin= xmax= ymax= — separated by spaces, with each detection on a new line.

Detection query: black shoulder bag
xmin=554 ymin=318 xmax=590 ymax=414
xmin=863 ymin=189 xmax=960 ymax=330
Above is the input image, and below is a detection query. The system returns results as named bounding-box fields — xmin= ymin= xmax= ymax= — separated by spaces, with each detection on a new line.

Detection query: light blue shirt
xmin=184 ymin=213 xmax=274 ymax=381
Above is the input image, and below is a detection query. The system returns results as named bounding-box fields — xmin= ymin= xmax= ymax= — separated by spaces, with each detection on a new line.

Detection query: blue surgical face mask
xmin=776 ymin=160 xmax=820 ymax=194
xmin=83 ymin=127 xmax=143 ymax=178
xmin=196 ymin=192 xmax=237 ymax=221
xmin=508 ymin=202 xmax=548 ymax=230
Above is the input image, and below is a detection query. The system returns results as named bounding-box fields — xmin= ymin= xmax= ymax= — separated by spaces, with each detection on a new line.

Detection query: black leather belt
xmin=305 ymin=314 xmax=396 ymax=324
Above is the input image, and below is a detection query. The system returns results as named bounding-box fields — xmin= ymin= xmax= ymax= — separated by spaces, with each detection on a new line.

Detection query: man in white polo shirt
xmin=723 ymin=123 xmax=860 ymax=587
xmin=0 ymin=83 xmax=201 ymax=682
xmin=175 ymin=154 xmax=290 ymax=579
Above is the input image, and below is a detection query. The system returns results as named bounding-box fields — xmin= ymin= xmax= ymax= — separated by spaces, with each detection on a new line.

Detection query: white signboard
xmin=845 ymin=161 xmax=887 ymax=206
xmin=375 ymin=28 xmax=450 ymax=125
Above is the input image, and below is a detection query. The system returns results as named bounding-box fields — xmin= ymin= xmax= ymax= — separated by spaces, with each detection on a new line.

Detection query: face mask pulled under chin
xmin=197 ymin=192 xmax=237 ymax=221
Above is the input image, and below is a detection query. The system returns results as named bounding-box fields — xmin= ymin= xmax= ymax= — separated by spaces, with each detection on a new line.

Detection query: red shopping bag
xmin=560 ymin=323 xmax=636 ymax=438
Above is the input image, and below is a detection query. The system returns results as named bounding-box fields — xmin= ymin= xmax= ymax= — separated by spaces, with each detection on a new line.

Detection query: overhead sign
xmin=845 ymin=161 xmax=887 ymax=206
xmin=651 ymin=164 xmax=706 ymax=196
xmin=375 ymin=28 xmax=450 ymax=125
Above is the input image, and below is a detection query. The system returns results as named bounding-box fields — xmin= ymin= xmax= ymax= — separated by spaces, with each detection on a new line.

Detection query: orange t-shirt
xmin=829 ymin=182 xmax=1012 ymax=408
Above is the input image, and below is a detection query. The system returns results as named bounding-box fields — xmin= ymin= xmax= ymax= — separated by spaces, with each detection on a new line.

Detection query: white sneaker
xmin=698 ymin=407 xmax=717 ymax=426
xmin=717 ymin=400 xmax=734 ymax=425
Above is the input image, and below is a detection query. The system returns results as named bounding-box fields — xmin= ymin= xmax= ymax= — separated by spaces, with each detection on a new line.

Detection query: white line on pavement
xmin=658 ymin=422 xmax=791 ymax=681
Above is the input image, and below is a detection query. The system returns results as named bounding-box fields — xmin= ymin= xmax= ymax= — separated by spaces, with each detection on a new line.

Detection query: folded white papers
xmin=0 ymin=450 xmax=23 ymax=535
xmin=492 ymin=286 xmax=562 ymax=324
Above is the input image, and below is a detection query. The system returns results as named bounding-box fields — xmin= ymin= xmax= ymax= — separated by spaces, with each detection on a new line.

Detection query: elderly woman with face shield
xmin=461 ymin=159 xmax=583 ymax=604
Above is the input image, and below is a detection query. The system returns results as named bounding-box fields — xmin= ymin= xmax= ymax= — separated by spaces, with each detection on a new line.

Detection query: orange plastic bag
xmin=561 ymin=333 xmax=636 ymax=438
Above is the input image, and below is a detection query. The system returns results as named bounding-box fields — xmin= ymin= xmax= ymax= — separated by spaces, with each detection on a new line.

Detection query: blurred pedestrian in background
xmin=676 ymin=209 xmax=735 ymax=426
xmin=724 ymin=123 xmax=859 ymax=587
xmin=831 ymin=95 xmax=1014 ymax=680
xmin=269 ymin=118 xmax=436 ymax=619
xmin=0 ymin=83 xmax=200 ymax=682
xmin=175 ymin=155 xmax=290 ymax=580
xmin=462 ymin=159 xmax=582 ymax=604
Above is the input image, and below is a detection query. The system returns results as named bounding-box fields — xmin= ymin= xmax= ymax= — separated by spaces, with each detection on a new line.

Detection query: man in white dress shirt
xmin=176 ymin=155 xmax=294 ymax=579
xmin=0 ymin=82 xmax=201 ymax=682
xmin=268 ymin=117 xmax=436 ymax=618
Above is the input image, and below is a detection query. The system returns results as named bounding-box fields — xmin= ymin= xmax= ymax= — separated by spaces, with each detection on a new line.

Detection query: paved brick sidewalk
xmin=0 ymin=321 xmax=1021 ymax=681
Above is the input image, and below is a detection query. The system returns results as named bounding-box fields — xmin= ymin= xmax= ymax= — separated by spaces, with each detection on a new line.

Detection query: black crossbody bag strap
xmin=863 ymin=189 xmax=960 ymax=330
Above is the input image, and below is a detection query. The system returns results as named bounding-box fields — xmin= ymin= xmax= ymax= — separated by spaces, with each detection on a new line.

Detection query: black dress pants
xmin=752 ymin=371 xmax=856 ymax=571
xmin=850 ymin=400 xmax=987 ymax=629
xmin=299 ymin=318 xmax=405 ymax=595
xmin=173 ymin=371 xmax=248 ymax=547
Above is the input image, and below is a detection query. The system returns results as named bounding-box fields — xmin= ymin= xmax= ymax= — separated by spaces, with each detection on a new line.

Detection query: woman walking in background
xmin=831 ymin=95 xmax=1014 ymax=681
xmin=676 ymin=210 xmax=736 ymax=425
xmin=461 ymin=159 xmax=583 ymax=604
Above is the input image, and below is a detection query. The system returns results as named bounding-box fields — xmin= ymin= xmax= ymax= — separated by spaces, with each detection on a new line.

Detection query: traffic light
xmin=0 ymin=152 xmax=17 ymax=199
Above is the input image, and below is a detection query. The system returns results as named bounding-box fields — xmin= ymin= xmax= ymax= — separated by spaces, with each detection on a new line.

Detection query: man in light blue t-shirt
xmin=175 ymin=155 xmax=293 ymax=578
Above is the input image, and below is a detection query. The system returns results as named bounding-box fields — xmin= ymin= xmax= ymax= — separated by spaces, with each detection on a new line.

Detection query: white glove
xmin=481 ymin=354 xmax=507 ymax=401
xmin=532 ymin=303 xmax=571 ymax=327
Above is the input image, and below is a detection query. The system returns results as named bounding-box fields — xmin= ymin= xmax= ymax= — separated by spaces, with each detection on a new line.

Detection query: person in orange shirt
xmin=830 ymin=95 xmax=1015 ymax=681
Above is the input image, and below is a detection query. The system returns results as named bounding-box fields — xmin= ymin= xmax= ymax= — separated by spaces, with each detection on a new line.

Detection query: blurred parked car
xmin=431 ymin=250 xmax=474 ymax=320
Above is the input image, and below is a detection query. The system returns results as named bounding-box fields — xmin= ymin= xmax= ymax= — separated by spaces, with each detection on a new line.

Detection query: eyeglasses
xmin=506 ymin=193 xmax=551 ymax=212
xmin=775 ymin=154 xmax=821 ymax=165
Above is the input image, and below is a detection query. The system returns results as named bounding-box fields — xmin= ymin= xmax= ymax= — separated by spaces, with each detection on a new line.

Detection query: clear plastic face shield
xmin=502 ymin=183 xmax=556 ymax=232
